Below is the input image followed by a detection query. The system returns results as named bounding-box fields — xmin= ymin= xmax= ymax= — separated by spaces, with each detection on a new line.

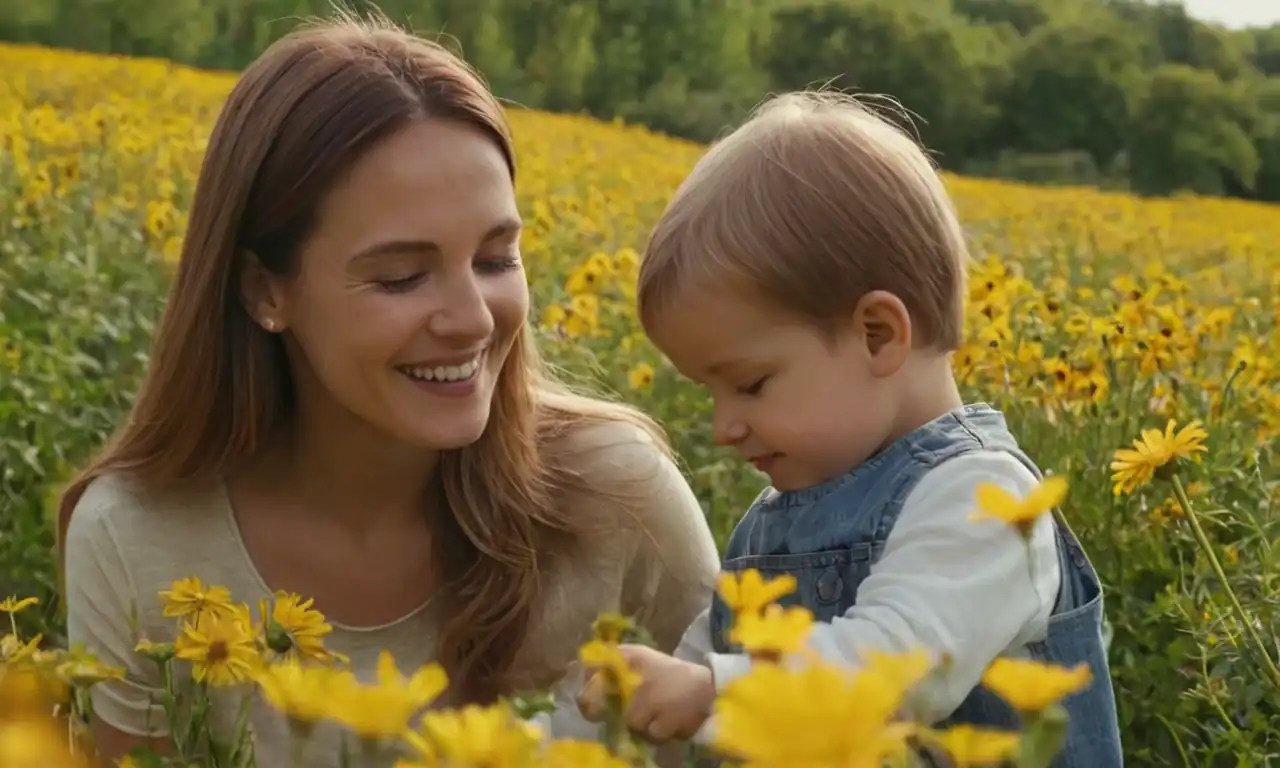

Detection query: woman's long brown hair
xmin=56 ymin=11 xmax=669 ymax=702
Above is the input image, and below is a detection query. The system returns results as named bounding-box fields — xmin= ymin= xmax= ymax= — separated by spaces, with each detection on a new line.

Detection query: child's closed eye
xmin=738 ymin=376 xmax=769 ymax=396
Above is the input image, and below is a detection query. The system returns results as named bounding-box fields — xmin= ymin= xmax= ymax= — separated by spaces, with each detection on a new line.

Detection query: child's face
xmin=647 ymin=288 xmax=901 ymax=491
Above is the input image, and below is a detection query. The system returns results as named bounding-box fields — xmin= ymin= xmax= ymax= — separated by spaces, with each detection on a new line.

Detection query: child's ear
xmin=852 ymin=290 xmax=912 ymax=377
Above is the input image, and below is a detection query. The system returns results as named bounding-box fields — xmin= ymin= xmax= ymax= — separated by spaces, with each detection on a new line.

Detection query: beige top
xmin=63 ymin=421 xmax=720 ymax=767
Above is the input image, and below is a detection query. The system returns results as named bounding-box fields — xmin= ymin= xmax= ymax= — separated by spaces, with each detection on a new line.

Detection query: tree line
xmin=4 ymin=0 xmax=1280 ymax=201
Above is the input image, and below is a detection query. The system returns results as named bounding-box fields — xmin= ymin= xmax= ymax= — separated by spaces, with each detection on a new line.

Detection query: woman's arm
xmin=616 ymin=442 xmax=721 ymax=654
xmin=606 ymin=425 xmax=721 ymax=768
xmin=554 ymin=417 xmax=722 ymax=650
xmin=550 ymin=418 xmax=721 ymax=766
xmin=63 ymin=485 xmax=173 ymax=764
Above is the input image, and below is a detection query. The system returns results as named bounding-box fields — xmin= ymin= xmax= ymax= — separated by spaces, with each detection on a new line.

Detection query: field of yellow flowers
xmin=1 ymin=41 xmax=1279 ymax=766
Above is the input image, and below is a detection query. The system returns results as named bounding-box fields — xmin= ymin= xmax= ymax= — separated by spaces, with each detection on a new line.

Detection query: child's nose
xmin=712 ymin=410 xmax=748 ymax=446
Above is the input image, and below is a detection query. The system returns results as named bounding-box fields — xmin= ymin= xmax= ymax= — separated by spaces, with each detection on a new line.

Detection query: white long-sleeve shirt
xmin=675 ymin=450 xmax=1062 ymax=741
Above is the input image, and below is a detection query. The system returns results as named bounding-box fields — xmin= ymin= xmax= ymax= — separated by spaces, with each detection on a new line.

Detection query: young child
xmin=578 ymin=92 xmax=1123 ymax=767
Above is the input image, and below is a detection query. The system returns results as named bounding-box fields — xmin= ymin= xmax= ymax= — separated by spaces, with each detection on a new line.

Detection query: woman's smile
xmin=397 ymin=349 xmax=487 ymax=398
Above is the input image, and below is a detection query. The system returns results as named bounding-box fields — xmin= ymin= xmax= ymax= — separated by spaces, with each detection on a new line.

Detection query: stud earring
xmin=262 ymin=318 xmax=276 ymax=332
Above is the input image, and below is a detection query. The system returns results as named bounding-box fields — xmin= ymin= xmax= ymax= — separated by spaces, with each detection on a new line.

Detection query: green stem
xmin=1014 ymin=705 xmax=1069 ymax=768
xmin=603 ymin=700 xmax=625 ymax=756
xmin=1213 ymin=362 xmax=1244 ymax=426
xmin=228 ymin=691 xmax=255 ymax=767
xmin=160 ymin=662 xmax=186 ymax=761
xmin=1199 ymin=648 xmax=1239 ymax=736
xmin=1172 ymin=474 xmax=1280 ymax=691
xmin=1112 ymin=356 xmax=1137 ymax=585
xmin=1155 ymin=714 xmax=1191 ymax=768
xmin=290 ymin=723 xmax=313 ymax=768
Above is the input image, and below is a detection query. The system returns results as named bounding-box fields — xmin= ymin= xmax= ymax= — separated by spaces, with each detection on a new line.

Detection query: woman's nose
xmin=428 ymin=273 xmax=495 ymax=342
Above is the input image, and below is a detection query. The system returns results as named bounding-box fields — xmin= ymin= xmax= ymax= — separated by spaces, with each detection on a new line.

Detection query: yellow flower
xmin=0 ymin=664 xmax=66 ymax=719
xmin=729 ymin=604 xmax=814 ymax=660
xmin=613 ymin=248 xmax=639 ymax=274
xmin=253 ymin=656 xmax=342 ymax=725
xmin=566 ymin=261 xmax=605 ymax=295
xmin=538 ymin=739 xmax=628 ymax=767
xmin=717 ymin=570 xmax=797 ymax=617
xmin=924 ymin=724 xmax=1022 ymax=767
xmin=0 ymin=717 xmax=86 ymax=768
xmin=541 ymin=303 xmax=567 ymax=329
xmin=713 ymin=660 xmax=913 ymax=767
xmin=258 ymin=592 xmax=347 ymax=664
xmin=133 ymin=639 xmax=176 ymax=663
xmin=173 ymin=604 xmax=261 ymax=687
xmin=1110 ymin=419 xmax=1209 ymax=495
xmin=578 ymin=639 xmax=641 ymax=707
xmin=144 ymin=198 xmax=176 ymax=241
xmin=1 ymin=634 xmax=41 ymax=663
xmin=981 ymin=657 xmax=1092 ymax=714
xmin=860 ymin=647 xmax=936 ymax=695
xmin=0 ymin=597 xmax=38 ymax=614
xmin=627 ymin=362 xmax=654 ymax=390
xmin=325 ymin=651 xmax=448 ymax=740
xmin=159 ymin=577 xmax=237 ymax=623
xmin=585 ymin=251 xmax=615 ymax=276
xmin=50 ymin=646 xmax=126 ymax=687
xmin=969 ymin=475 xmax=1068 ymax=536
xmin=590 ymin=612 xmax=635 ymax=645
xmin=564 ymin=313 xmax=593 ymax=339
xmin=412 ymin=703 xmax=542 ymax=767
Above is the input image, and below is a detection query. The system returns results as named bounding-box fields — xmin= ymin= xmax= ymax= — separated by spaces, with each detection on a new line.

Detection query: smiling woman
xmin=54 ymin=11 xmax=719 ymax=768
xmin=236 ymin=115 xmax=533 ymax=454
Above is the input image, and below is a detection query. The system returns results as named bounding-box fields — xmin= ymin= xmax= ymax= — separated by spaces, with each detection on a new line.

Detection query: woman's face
xmin=251 ymin=119 xmax=529 ymax=452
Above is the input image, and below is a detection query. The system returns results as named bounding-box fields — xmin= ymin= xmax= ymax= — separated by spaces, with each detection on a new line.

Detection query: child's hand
xmin=577 ymin=644 xmax=716 ymax=743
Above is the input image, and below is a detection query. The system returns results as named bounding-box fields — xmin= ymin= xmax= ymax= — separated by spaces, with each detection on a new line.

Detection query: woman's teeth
xmin=402 ymin=356 xmax=480 ymax=382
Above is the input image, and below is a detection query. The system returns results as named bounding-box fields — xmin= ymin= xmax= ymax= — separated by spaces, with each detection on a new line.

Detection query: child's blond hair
xmin=637 ymin=90 xmax=969 ymax=350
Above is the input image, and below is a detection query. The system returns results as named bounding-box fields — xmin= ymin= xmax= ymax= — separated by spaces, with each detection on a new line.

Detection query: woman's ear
xmin=852 ymin=290 xmax=912 ymax=378
xmin=239 ymin=250 xmax=288 ymax=333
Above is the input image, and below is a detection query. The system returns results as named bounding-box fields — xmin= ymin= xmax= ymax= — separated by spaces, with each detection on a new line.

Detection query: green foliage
xmin=0 ymin=182 xmax=169 ymax=643
xmin=1129 ymin=64 xmax=1261 ymax=196
xmin=995 ymin=18 xmax=1143 ymax=168
xmin=1 ymin=0 xmax=1280 ymax=200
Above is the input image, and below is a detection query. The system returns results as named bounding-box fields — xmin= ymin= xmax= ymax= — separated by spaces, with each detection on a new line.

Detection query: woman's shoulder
xmin=547 ymin=410 xmax=712 ymax=538
xmin=551 ymin=412 xmax=677 ymax=489
xmin=64 ymin=472 xmax=247 ymax=599
xmin=536 ymin=410 xmax=721 ymax=653
xmin=69 ymin=471 xmax=222 ymax=536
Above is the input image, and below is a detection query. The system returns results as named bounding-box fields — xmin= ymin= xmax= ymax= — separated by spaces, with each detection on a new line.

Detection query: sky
xmin=1178 ymin=0 xmax=1280 ymax=29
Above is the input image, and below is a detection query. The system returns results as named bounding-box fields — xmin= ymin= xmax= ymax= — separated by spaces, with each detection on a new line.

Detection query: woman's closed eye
xmin=474 ymin=255 xmax=521 ymax=274
xmin=375 ymin=273 xmax=425 ymax=293
xmin=374 ymin=255 xmax=519 ymax=293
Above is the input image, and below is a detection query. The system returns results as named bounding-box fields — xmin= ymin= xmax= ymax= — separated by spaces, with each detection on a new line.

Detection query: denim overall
xmin=707 ymin=404 xmax=1124 ymax=767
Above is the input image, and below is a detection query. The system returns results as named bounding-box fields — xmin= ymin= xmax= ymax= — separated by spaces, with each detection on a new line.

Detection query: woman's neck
xmin=257 ymin=411 xmax=441 ymax=533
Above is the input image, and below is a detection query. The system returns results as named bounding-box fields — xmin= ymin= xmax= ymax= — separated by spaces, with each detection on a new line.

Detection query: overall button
xmin=815 ymin=566 xmax=844 ymax=604
xmin=1069 ymin=545 xmax=1087 ymax=568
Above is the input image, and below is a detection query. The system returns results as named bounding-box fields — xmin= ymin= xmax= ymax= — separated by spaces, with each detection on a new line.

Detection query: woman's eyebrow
xmin=348 ymin=218 xmax=523 ymax=264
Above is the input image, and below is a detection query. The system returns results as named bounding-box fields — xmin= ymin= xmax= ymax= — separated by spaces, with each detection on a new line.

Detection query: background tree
xmin=0 ymin=0 xmax=1276 ymax=196
xmin=1129 ymin=64 xmax=1260 ymax=196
